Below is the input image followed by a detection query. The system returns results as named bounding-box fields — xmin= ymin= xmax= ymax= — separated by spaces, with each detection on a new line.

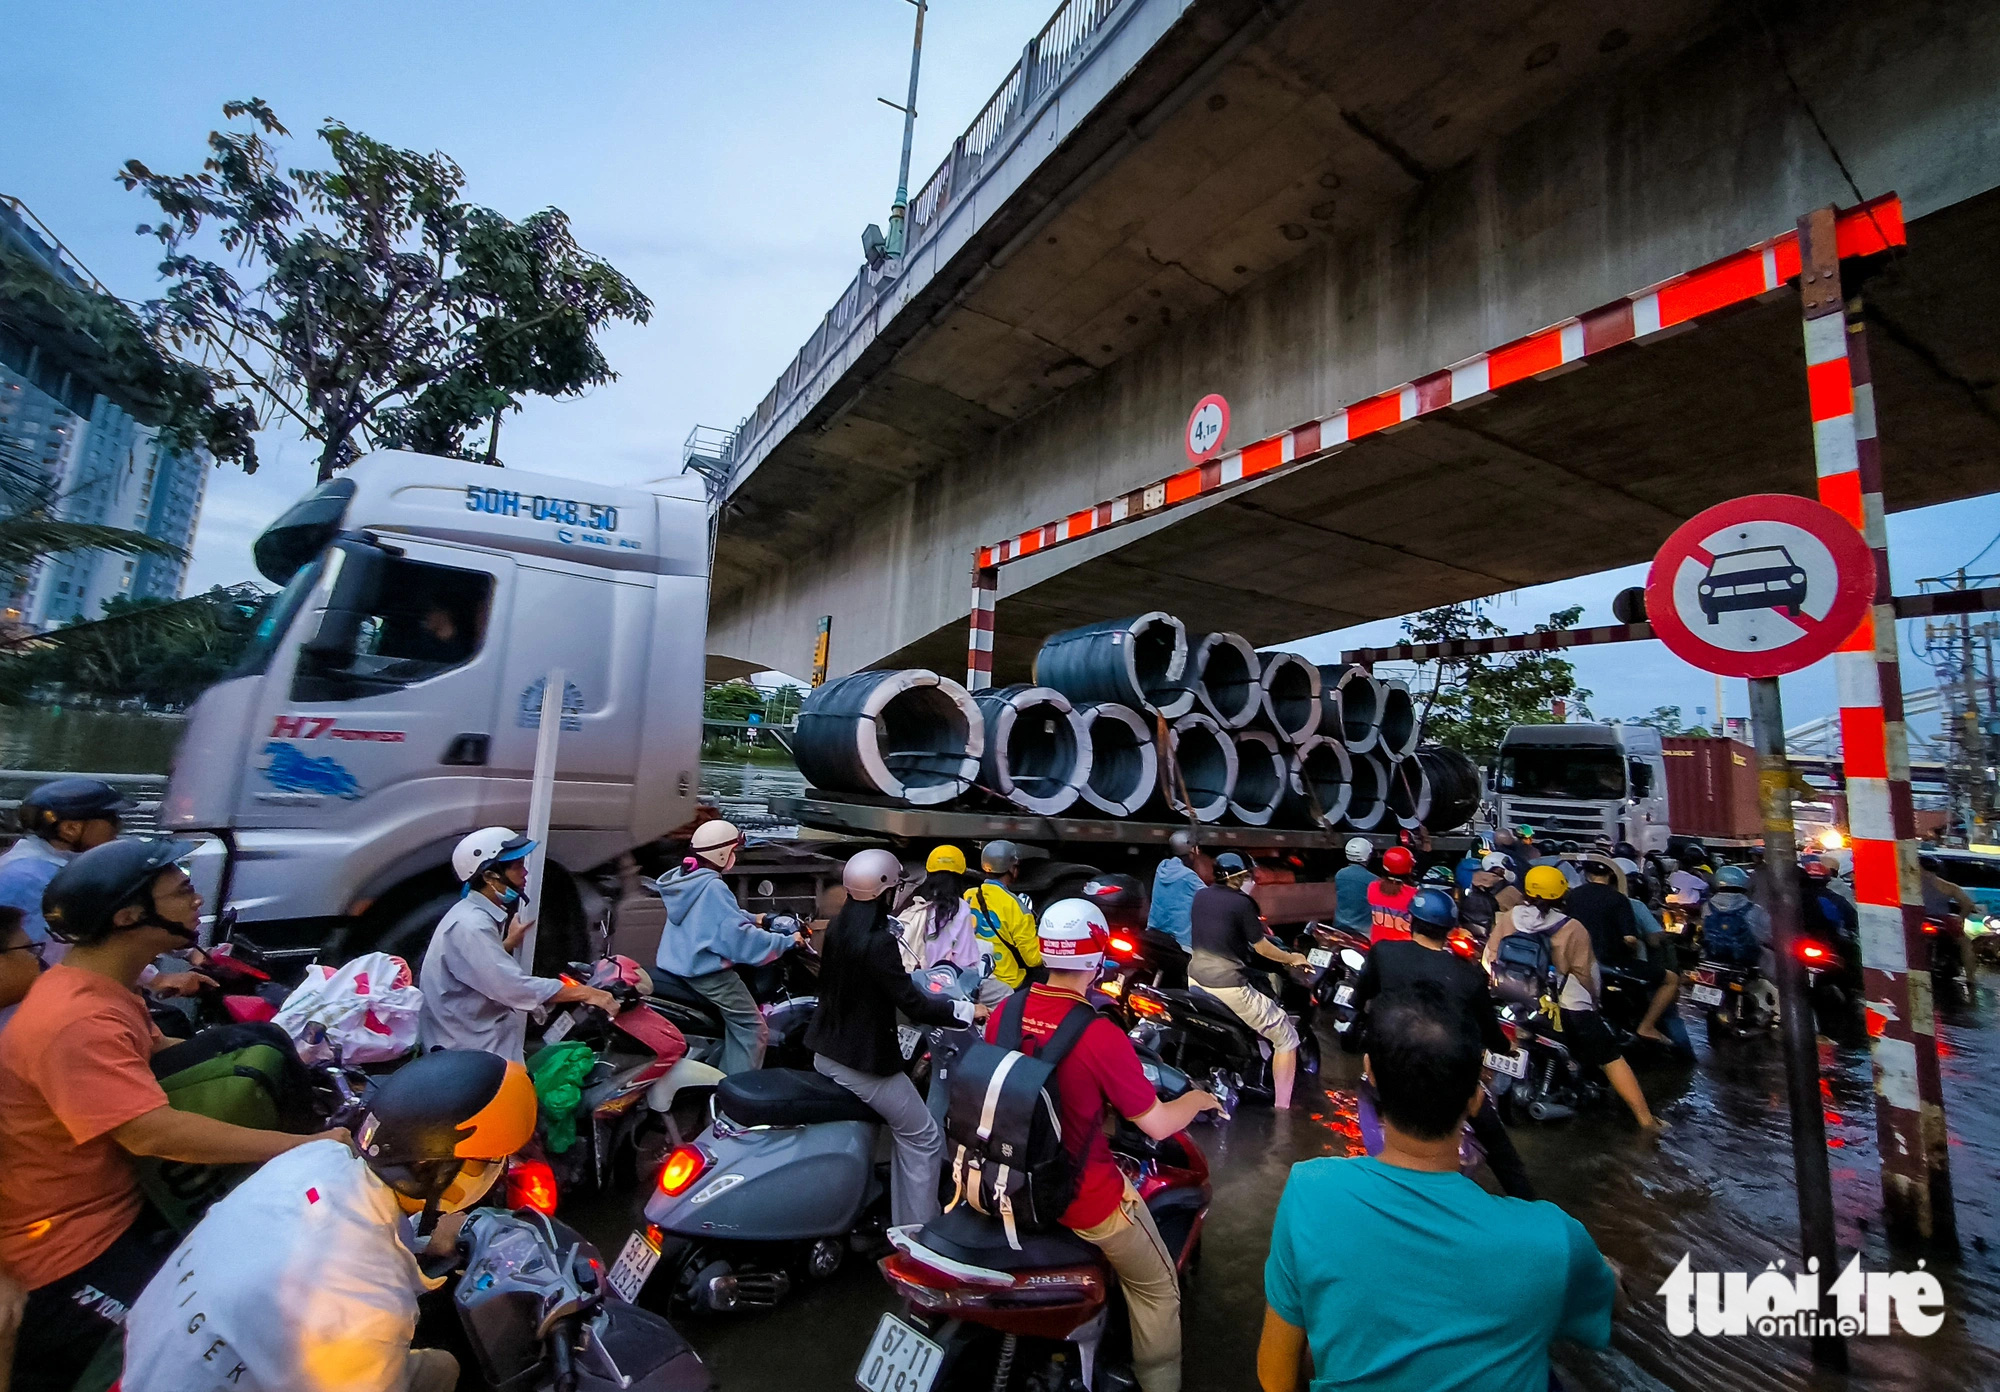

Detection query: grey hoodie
xmin=653 ymin=866 xmax=792 ymax=978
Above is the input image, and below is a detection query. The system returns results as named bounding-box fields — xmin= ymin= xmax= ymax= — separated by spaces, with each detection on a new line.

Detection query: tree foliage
xmin=1402 ymin=602 xmax=1593 ymax=758
xmin=0 ymin=584 xmax=264 ymax=709
xmin=1622 ymin=704 xmax=1709 ymax=737
xmin=0 ymin=243 xmax=256 ymax=470
xmin=118 ymin=99 xmax=653 ymax=480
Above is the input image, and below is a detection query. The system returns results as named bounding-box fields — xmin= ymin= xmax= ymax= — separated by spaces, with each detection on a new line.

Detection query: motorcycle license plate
xmin=1484 ymin=1050 xmax=1528 ymax=1080
xmin=897 ymin=1025 xmax=923 ymax=1059
xmin=1333 ymin=983 xmax=1354 ymax=1006
xmin=541 ymin=1008 xmax=579 ymax=1046
xmin=1307 ymin=948 xmax=1333 ymax=969
xmin=1692 ymin=984 xmax=1725 ymax=1007
xmin=607 ymin=1227 xmax=662 ymax=1304
xmin=856 ymin=1313 xmax=943 ymax=1392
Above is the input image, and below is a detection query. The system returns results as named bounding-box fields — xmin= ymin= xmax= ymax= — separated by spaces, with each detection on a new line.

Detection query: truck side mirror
xmin=1628 ymin=759 xmax=1654 ymax=798
xmin=300 ymin=537 xmax=390 ymax=669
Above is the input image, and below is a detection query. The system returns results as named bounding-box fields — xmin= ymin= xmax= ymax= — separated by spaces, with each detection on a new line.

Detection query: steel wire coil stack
xmin=1074 ymin=702 xmax=1158 ymax=817
xmin=794 ymin=668 xmax=983 ymax=805
xmin=1227 ymin=729 xmax=1288 ymax=826
xmin=1033 ymin=612 xmax=1194 ymax=718
xmin=972 ymin=684 xmax=1091 ymax=816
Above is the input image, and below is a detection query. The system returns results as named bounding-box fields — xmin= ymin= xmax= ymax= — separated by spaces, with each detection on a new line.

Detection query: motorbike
xmin=147 ymin=942 xmax=294 ymax=1038
xmin=532 ymin=959 xmax=725 ymax=1203
xmin=1686 ymin=957 xmax=1777 ymax=1042
xmin=1924 ymin=915 xmax=1971 ymax=1008
xmin=1485 ymin=1000 xmax=1607 ymax=1124
xmin=1299 ymin=921 xmax=1371 ymax=1047
xmin=1121 ymin=952 xmax=1320 ymax=1116
xmin=455 ymin=1207 xmax=713 ymax=1391
xmin=1795 ymin=936 xmax=1869 ymax=1043
xmin=647 ymin=915 xmax=819 ymax=1072
xmin=616 ymin=965 xmax=974 ymax=1314
xmin=867 ymin=1051 xmax=1210 ymax=1392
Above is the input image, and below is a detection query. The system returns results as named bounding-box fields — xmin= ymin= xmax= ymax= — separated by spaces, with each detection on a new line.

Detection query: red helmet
xmin=1381 ymin=846 xmax=1415 ymax=878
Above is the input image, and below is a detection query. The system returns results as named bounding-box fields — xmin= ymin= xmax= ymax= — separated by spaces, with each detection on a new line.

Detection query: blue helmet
xmin=1408 ymin=887 xmax=1458 ymax=933
xmin=1714 ymin=865 xmax=1751 ymax=892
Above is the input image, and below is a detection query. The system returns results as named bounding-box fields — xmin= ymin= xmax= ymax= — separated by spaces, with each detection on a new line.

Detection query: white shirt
xmin=417 ymin=892 xmax=563 ymax=1062
xmin=122 ymin=1141 xmax=442 ymax=1392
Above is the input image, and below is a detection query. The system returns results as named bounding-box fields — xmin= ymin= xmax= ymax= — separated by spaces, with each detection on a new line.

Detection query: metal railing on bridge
xmin=0 ymin=770 xmax=169 ymax=836
xmin=715 ymin=0 xmax=1137 ymax=493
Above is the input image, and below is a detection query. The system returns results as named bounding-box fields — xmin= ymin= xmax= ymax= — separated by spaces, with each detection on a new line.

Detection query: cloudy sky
xmin=4 ymin=1 xmax=1993 ymax=730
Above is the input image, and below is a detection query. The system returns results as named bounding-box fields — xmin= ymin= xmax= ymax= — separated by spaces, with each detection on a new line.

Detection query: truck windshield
xmin=229 ymin=558 xmax=323 ymax=679
xmin=1497 ymin=745 xmax=1626 ymax=800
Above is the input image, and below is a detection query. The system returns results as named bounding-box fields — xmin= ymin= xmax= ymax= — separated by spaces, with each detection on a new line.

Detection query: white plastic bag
xmin=273 ymin=951 xmax=424 ymax=1063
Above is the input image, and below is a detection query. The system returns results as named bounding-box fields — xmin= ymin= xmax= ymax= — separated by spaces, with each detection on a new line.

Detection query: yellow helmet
xmin=925 ymin=845 xmax=968 ymax=875
xmin=1523 ymin=865 xmax=1569 ymax=902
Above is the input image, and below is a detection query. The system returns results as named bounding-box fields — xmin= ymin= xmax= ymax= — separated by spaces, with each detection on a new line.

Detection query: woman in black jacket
xmin=805 ymin=849 xmax=979 ymax=1228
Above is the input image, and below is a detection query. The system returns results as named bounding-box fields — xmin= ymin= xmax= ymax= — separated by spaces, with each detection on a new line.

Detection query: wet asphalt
xmin=571 ymin=979 xmax=2000 ymax=1392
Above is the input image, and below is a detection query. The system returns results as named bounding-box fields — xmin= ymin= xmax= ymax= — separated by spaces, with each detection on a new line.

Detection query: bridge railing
xmin=720 ymin=0 xmax=1136 ymax=491
xmin=0 ymin=770 xmax=168 ymax=835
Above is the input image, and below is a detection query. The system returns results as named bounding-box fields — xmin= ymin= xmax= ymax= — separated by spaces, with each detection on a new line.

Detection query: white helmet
xmin=1345 ymin=837 xmax=1373 ymax=864
xmin=843 ymin=848 xmax=903 ymax=903
xmin=453 ymin=826 xmax=535 ymax=884
xmin=690 ymin=819 xmax=743 ymax=867
xmin=1038 ymin=898 xmax=1110 ymax=973
xmin=1613 ymin=856 xmax=1641 ymax=878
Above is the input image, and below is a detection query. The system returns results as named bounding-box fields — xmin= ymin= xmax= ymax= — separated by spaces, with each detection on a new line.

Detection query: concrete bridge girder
xmin=706 ymin=0 xmax=2000 ymax=684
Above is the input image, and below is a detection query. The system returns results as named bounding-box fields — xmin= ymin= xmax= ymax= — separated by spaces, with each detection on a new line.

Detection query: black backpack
xmin=941 ymin=991 xmax=1096 ymax=1248
xmin=1492 ymin=927 xmax=1557 ymax=1006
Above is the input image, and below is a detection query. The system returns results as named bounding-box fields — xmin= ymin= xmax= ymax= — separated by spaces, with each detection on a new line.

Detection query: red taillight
xmin=1922 ymin=921 xmax=1939 ymax=936
xmin=658 ymin=1145 xmax=707 ymax=1197
xmin=1799 ymin=942 xmax=1828 ymax=962
xmin=506 ymin=1158 xmax=558 ymax=1215
xmin=1447 ymin=929 xmax=1477 ymax=959
xmin=1109 ymin=935 xmax=1139 ymax=959
xmin=1128 ymin=990 xmax=1169 ymax=1020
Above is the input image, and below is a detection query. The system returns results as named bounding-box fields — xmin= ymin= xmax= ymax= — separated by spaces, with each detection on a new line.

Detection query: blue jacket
xmin=1333 ymin=863 xmax=1375 ymax=933
xmin=1147 ymin=857 xmax=1202 ymax=949
xmin=0 ymin=837 xmax=70 ymax=946
xmin=653 ymin=866 xmax=792 ymax=978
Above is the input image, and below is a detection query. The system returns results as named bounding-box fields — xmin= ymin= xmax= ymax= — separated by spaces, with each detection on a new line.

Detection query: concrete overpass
xmin=701 ymin=0 xmax=2000 ymax=684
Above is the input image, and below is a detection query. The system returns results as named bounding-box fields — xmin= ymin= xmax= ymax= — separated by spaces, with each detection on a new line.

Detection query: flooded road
xmin=579 ymin=981 xmax=2000 ymax=1391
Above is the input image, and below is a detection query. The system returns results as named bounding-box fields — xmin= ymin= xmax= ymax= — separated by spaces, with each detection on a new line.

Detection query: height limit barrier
xmin=960 ymin=195 xmax=1961 ymax=1244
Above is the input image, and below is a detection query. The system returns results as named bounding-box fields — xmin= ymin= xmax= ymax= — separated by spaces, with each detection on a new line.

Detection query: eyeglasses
xmin=1 ymin=940 xmax=46 ymax=963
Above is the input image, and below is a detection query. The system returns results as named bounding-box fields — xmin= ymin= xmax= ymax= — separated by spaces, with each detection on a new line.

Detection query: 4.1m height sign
xmin=1646 ymin=494 xmax=1876 ymax=678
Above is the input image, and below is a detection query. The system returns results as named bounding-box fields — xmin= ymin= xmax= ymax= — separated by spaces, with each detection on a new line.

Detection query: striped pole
xmin=966 ymin=560 xmax=997 ymax=691
xmin=1798 ymin=206 xmax=1954 ymax=1245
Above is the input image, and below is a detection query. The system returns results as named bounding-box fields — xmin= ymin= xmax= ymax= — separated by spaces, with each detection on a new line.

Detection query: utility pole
xmin=880 ymin=0 xmax=928 ymax=259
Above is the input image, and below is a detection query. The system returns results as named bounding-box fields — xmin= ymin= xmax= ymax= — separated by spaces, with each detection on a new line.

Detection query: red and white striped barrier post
xmin=967 ymin=562 xmax=998 ymax=691
xmin=1798 ymin=205 xmax=1954 ymax=1245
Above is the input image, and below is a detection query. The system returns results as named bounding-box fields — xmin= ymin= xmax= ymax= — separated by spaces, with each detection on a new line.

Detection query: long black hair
xmin=917 ymin=869 xmax=967 ymax=941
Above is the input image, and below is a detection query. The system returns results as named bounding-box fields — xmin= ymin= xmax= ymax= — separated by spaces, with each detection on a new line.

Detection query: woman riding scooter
xmin=805 ymin=851 xmax=981 ymax=1228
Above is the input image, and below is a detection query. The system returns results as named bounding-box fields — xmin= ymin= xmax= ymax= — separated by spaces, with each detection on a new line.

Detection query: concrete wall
xmin=710 ymin=0 xmax=2000 ymax=681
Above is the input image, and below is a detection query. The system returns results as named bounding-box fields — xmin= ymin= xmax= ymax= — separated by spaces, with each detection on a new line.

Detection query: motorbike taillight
xmin=1108 ymin=935 xmax=1140 ymax=961
xmin=657 ymin=1145 xmax=708 ymax=1197
xmin=1797 ymin=941 xmax=1834 ymax=967
xmin=879 ymin=1253 xmax=1106 ymax=1314
xmin=1127 ymin=987 xmax=1170 ymax=1020
xmin=505 ymin=1157 xmax=559 ymax=1216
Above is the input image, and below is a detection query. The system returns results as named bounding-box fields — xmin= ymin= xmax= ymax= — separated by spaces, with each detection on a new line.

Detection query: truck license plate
xmin=1333 ymin=983 xmax=1354 ymax=1006
xmin=1692 ymin=984 xmax=1725 ymax=1006
xmin=1484 ymin=1050 xmax=1528 ymax=1080
xmin=607 ymin=1227 xmax=662 ymax=1304
xmin=1307 ymin=948 xmax=1333 ymax=969
xmin=856 ymin=1313 xmax=942 ymax=1392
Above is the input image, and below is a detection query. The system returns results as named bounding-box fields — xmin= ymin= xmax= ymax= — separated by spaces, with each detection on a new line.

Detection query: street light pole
xmin=884 ymin=0 xmax=928 ymax=258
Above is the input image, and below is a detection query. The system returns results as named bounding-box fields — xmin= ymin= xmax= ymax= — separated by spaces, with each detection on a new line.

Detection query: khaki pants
xmin=1073 ymin=1181 xmax=1182 ymax=1392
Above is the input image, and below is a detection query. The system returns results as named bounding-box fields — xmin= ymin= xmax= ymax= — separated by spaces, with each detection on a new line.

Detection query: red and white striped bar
xmin=975 ymin=196 xmax=1906 ymax=572
xmin=966 ymin=564 xmax=998 ymax=691
xmin=1343 ymin=622 xmax=1655 ymax=668
xmin=1798 ymin=205 xmax=1953 ymax=1245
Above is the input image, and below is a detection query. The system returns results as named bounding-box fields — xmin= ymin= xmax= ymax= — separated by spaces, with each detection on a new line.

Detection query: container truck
xmin=1489 ymin=722 xmax=1763 ymax=853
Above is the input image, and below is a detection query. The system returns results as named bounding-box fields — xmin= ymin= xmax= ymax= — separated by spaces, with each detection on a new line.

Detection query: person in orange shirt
xmin=1365 ymin=846 xmax=1419 ymax=945
xmin=0 ymin=839 xmax=340 ymax=1392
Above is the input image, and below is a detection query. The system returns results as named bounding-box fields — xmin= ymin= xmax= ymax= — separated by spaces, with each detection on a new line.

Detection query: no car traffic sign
xmin=1645 ymin=494 xmax=1876 ymax=679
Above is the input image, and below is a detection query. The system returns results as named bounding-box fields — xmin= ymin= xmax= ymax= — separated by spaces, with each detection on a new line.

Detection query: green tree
xmin=118 ymin=99 xmax=653 ymax=480
xmin=703 ymin=680 xmax=766 ymax=723
xmin=1402 ymin=602 xmax=1593 ymax=758
xmin=763 ymin=683 xmax=805 ymax=725
xmin=0 ymin=584 xmax=264 ymax=708
xmin=1626 ymin=705 xmax=1691 ymax=735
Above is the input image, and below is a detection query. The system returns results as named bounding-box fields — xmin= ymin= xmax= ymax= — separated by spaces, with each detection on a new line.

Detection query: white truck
xmin=161 ymin=450 xmax=712 ymax=967
xmin=1489 ymin=722 xmax=1671 ymax=856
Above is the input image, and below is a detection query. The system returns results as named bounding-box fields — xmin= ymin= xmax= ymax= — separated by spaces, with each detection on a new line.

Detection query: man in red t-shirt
xmin=984 ymin=899 xmax=1221 ymax=1392
xmin=1366 ymin=845 xmax=1419 ymax=945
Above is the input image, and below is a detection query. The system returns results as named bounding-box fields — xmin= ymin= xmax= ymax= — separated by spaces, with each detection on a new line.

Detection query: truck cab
xmin=160 ymin=451 xmax=711 ymax=966
xmin=1491 ymin=722 xmax=1669 ymax=856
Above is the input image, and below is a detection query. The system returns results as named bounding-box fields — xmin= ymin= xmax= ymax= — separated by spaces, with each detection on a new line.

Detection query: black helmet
xmin=1213 ymin=851 xmax=1252 ymax=882
xmin=42 ymin=837 xmax=197 ymax=946
xmin=357 ymin=1050 xmax=538 ymax=1208
xmin=18 ymin=778 xmax=134 ymax=841
xmin=1083 ymin=873 xmax=1147 ymax=933
xmin=1613 ymin=840 xmax=1640 ymax=861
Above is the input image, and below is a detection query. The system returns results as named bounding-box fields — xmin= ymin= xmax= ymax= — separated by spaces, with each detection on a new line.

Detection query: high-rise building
xmin=0 ymin=196 xmax=207 ymax=629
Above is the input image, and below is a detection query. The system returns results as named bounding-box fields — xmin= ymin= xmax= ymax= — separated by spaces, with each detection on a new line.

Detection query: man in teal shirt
xmin=1258 ymin=982 xmax=1620 ymax=1392
xmin=1146 ymin=831 xmax=1204 ymax=950
xmin=1332 ymin=837 xmax=1375 ymax=934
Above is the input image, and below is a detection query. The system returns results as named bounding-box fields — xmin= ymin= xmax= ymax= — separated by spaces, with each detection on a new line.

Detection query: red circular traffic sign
xmin=1646 ymin=493 xmax=1876 ymax=679
xmin=1185 ymin=393 xmax=1229 ymax=464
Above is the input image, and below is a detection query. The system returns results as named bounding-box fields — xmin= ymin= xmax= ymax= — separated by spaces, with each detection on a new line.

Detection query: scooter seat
xmin=1164 ymin=987 xmax=1250 ymax=1027
xmin=918 ymin=1202 xmax=1102 ymax=1273
xmin=716 ymin=1068 xmax=881 ymax=1127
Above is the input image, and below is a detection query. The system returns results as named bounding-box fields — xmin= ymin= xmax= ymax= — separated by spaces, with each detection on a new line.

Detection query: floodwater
xmin=576 ymin=986 xmax=2000 ymax=1392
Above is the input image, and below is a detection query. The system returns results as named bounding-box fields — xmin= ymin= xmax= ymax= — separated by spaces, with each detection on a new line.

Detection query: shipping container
xmin=1661 ymin=736 xmax=1761 ymax=841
